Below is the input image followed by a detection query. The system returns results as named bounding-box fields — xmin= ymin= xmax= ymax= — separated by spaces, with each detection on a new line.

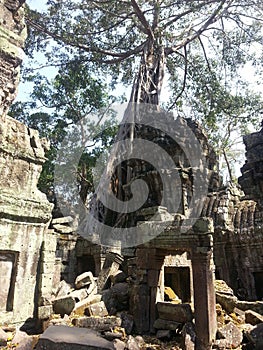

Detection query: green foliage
xmin=21 ymin=0 xmax=263 ymax=181
xmin=9 ymin=63 xmax=117 ymax=203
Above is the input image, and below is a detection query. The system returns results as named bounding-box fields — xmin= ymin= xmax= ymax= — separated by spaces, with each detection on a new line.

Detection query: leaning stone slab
xmin=72 ymin=316 xmax=122 ymax=332
xmin=245 ymin=310 xmax=263 ymax=325
xmin=38 ymin=305 xmax=53 ymax=320
xmin=157 ymin=302 xmax=193 ymax=323
xmin=11 ymin=330 xmax=38 ymax=350
xmin=36 ymin=325 xmax=114 ymax=350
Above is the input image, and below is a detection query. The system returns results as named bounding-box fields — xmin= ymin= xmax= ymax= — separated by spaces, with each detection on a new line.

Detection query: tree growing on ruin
xmin=24 ymin=1 xmax=263 ymax=178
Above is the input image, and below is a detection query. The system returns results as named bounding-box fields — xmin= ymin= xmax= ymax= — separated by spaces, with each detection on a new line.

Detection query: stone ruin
xmin=0 ymin=1 xmax=263 ymax=350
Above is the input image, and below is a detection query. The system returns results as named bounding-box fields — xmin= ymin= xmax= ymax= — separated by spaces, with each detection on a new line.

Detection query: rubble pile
xmin=1 ymin=275 xmax=263 ymax=349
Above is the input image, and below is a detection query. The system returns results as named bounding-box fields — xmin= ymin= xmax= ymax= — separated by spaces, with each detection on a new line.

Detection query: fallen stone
xmin=134 ymin=336 xmax=145 ymax=347
xmin=245 ymin=310 xmax=263 ymax=325
xmin=216 ymin=293 xmax=238 ymax=314
xmin=55 ymin=280 xmax=72 ymax=298
xmin=217 ymin=322 xmax=243 ymax=349
xmin=110 ymin=270 xmax=127 ymax=284
xmin=69 ymin=288 xmax=88 ymax=302
xmin=36 ymin=325 xmax=114 ymax=350
xmin=52 ymin=295 xmax=76 ymax=316
xmin=75 ymin=271 xmax=95 ymax=290
xmin=11 ymin=330 xmax=38 ymax=350
xmin=52 ymin=216 xmax=73 ymax=224
xmin=53 ymin=224 xmax=74 ymax=234
xmin=246 ymin=323 xmax=263 ymax=348
xmin=103 ymin=331 xmax=123 ymax=341
xmin=126 ymin=335 xmax=140 ymax=350
xmin=182 ymin=322 xmax=195 ymax=350
xmin=43 ymin=316 xmax=70 ymax=331
xmin=38 ymin=305 xmax=53 ymax=320
xmin=71 ymin=294 xmax=102 ymax=316
xmin=85 ymin=301 xmax=109 ymax=317
xmin=72 ymin=316 xmax=122 ymax=332
xmin=153 ymin=318 xmax=181 ymax=331
xmin=0 ymin=327 xmax=8 ymax=346
xmin=214 ymin=280 xmax=235 ymax=295
xmin=236 ymin=301 xmax=263 ymax=315
xmin=118 ymin=312 xmax=134 ymax=334
xmin=111 ymin=283 xmax=129 ymax=310
xmin=157 ymin=302 xmax=193 ymax=323
xmin=156 ymin=330 xmax=172 ymax=340
xmin=97 ymin=252 xmax=124 ymax=292
xmin=113 ymin=339 xmax=126 ymax=350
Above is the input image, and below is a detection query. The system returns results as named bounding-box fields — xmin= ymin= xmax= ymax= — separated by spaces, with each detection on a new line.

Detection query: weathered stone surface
xmin=11 ymin=330 xmax=38 ymax=350
xmin=216 ymin=293 xmax=238 ymax=314
xmin=97 ymin=252 xmax=124 ymax=292
xmin=236 ymin=301 xmax=263 ymax=315
xmin=55 ymin=280 xmax=73 ymax=299
xmin=85 ymin=301 xmax=108 ymax=317
xmin=118 ymin=312 xmax=134 ymax=334
xmin=36 ymin=325 xmax=114 ymax=350
xmin=182 ymin=322 xmax=195 ymax=350
xmin=52 ymin=295 xmax=76 ymax=316
xmin=245 ymin=323 xmax=263 ymax=348
xmin=38 ymin=305 xmax=53 ymax=320
xmin=53 ymin=224 xmax=74 ymax=234
xmin=72 ymin=316 xmax=122 ymax=331
xmin=157 ymin=302 xmax=193 ymax=323
xmin=110 ymin=270 xmax=127 ymax=284
xmin=0 ymin=327 xmax=8 ymax=346
xmin=126 ymin=335 xmax=140 ymax=350
xmin=217 ymin=322 xmax=243 ymax=349
xmin=69 ymin=288 xmax=88 ymax=302
xmin=113 ymin=339 xmax=126 ymax=350
xmin=72 ymin=294 xmax=102 ymax=316
xmin=52 ymin=216 xmax=73 ymax=225
xmin=153 ymin=318 xmax=181 ymax=331
xmin=156 ymin=329 xmax=172 ymax=340
xmin=245 ymin=310 xmax=263 ymax=325
xmin=75 ymin=271 xmax=95 ymax=290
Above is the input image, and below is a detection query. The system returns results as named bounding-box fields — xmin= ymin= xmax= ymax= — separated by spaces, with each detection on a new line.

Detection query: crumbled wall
xmin=0 ymin=0 xmax=55 ymax=326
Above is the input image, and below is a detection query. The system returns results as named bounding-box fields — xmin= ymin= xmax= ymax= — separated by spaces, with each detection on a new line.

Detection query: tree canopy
xmin=19 ymin=0 xmax=263 ymax=181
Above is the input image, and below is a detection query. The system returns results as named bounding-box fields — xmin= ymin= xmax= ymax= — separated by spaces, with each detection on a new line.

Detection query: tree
xmin=24 ymin=0 xmax=263 ymax=179
xmin=9 ymin=61 xmax=118 ymax=205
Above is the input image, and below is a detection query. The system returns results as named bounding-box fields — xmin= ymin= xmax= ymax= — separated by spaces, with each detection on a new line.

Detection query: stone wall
xmin=0 ymin=0 xmax=55 ymax=326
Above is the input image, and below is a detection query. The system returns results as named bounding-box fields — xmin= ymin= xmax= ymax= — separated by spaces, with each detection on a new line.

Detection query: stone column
xmin=192 ymin=243 xmax=217 ymax=350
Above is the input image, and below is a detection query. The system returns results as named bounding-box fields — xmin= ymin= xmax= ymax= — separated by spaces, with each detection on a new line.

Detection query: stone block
xmin=118 ymin=312 xmax=134 ymax=334
xmin=85 ymin=301 xmax=108 ymax=317
xmin=36 ymin=325 xmax=114 ymax=350
xmin=153 ymin=318 xmax=181 ymax=331
xmin=75 ymin=271 xmax=95 ymax=289
xmin=156 ymin=330 xmax=172 ymax=340
xmin=113 ymin=339 xmax=126 ymax=350
xmin=38 ymin=305 xmax=53 ymax=320
xmin=69 ymin=288 xmax=88 ymax=302
xmin=217 ymin=322 xmax=243 ymax=349
xmin=245 ymin=310 xmax=263 ymax=325
xmin=193 ymin=217 xmax=214 ymax=233
xmin=110 ymin=270 xmax=127 ymax=284
xmin=245 ymin=323 xmax=263 ymax=348
xmin=52 ymin=216 xmax=73 ymax=224
xmin=52 ymin=295 xmax=76 ymax=316
xmin=216 ymin=293 xmax=238 ymax=313
xmin=55 ymin=280 xmax=72 ymax=298
xmin=157 ymin=302 xmax=193 ymax=323
xmin=0 ymin=327 xmax=8 ymax=346
xmin=11 ymin=330 xmax=38 ymax=350
xmin=72 ymin=316 xmax=122 ymax=331
xmin=126 ymin=335 xmax=140 ymax=350
xmin=182 ymin=322 xmax=196 ymax=350
xmin=72 ymin=294 xmax=102 ymax=316
xmin=53 ymin=224 xmax=74 ymax=234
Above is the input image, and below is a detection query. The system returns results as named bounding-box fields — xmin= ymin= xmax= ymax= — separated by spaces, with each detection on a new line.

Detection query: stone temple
xmin=0 ymin=1 xmax=263 ymax=350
